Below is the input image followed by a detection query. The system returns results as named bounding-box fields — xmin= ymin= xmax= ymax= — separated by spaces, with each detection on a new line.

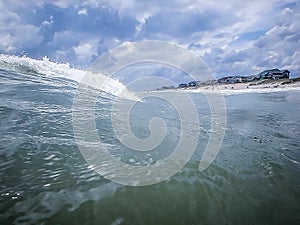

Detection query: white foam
xmin=184 ymin=86 xmax=300 ymax=95
xmin=0 ymin=54 xmax=140 ymax=101
xmin=0 ymin=54 xmax=84 ymax=82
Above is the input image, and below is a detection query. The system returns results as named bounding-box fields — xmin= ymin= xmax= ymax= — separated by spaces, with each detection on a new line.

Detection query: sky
xmin=0 ymin=0 xmax=299 ymax=78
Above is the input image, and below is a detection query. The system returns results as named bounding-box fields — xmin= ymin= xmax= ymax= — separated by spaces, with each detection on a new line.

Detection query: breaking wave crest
xmin=0 ymin=54 xmax=140 ymax=101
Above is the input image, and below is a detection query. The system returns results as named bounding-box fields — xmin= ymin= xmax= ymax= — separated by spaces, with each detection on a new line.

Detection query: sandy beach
xmin=169 ymin=78 xmax=300 ymax=94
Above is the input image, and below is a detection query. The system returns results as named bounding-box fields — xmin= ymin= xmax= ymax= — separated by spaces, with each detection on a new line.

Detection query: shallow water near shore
xmin=1 ymin=65 xmax=300 ymax=225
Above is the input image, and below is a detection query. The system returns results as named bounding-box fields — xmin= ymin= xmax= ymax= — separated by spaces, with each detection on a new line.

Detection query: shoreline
xmin=152 ymin=78 xmax=300 ymax=94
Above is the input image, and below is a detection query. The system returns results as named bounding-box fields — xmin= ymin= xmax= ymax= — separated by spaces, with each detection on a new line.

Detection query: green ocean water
xmin=0 ymin=65 xmax=300 ymax=225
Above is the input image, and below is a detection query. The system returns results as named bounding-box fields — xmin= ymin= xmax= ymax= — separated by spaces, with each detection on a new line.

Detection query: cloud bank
xmin=0 ymin=0 xmax=299 ymax=77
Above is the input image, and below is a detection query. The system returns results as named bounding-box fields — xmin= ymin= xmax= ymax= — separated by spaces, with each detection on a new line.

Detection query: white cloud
xmin=0 ymin=8 xmax=43 ymax=53
xmin=41 ymin=0 xmax=74 ymax=8
xmin=135 ymin=12 xmax=152 ymax=36
xmin=42 ymin=15 xmax=54 ymax=26
xmin=78 ymin=8 xmax=88 ymax=15
xmin=73 ymin=39 xmax=99 ymax=63
xmin=199 ymin=4 xmax=300 ymax=77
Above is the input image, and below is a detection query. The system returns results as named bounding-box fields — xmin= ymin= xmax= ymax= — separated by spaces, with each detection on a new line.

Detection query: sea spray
xmin=0 ymin=54 xmax=140 ymax=101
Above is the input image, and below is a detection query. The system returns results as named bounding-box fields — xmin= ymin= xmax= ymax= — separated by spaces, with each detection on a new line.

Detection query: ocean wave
xmin=0 ymin=54 xmax=140 ymax=101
